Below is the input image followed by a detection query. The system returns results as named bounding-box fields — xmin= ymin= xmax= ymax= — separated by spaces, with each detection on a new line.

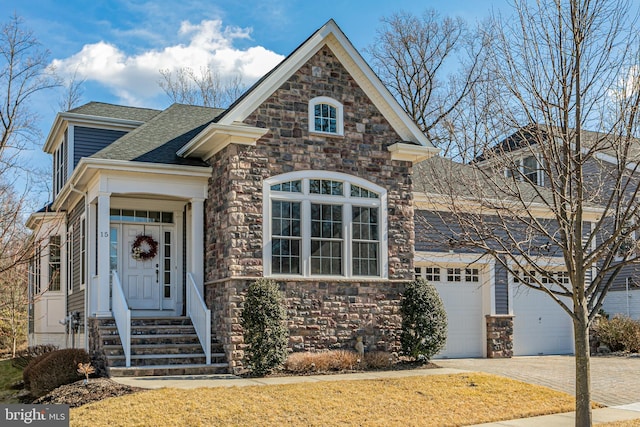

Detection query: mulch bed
xmin=33 ymin=378 xmax=146 ymax=408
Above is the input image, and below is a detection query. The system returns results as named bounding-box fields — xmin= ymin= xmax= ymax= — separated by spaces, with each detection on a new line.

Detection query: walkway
xmin=435 ymin=355 xmax=640 ymax=406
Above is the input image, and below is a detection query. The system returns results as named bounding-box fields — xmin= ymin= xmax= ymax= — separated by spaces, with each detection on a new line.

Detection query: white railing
xmin=111 ymin=271 xmax=131 ymax=367
xmin=186 ymin=273 xmax=211 ymax=365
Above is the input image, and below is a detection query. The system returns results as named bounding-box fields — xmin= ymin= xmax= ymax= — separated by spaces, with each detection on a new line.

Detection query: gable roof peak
xmin=181 ymin=18 xmax=436 ymax=159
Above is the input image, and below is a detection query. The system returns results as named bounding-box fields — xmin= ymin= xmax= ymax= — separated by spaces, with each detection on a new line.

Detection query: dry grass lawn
xmin=603 ymin=421 xmax=640 ymax=426
xmin=70 ymin=373 xmax=577 ymax=426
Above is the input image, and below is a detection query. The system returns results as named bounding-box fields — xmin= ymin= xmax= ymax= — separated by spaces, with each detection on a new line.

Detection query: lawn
xmin=0 ymin=358 xmax=24 ymax=403
xmin=70 ymin=373 xmax=577 ymax=427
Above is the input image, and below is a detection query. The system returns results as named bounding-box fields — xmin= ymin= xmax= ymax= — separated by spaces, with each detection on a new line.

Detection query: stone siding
xmin=204 ymin=44 xmax=417 ymax=371
xmin=204 ymin=44 xmax=415 ymax=283
xmin=206 ymin=278 xmax=406 ymax=372
xmin=486 ymin=315 xmax=514 ymax=358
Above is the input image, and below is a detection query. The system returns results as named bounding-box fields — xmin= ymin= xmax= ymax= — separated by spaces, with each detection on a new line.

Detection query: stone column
xmin=486 ymin=314 xmax=514 ymax=358
xmin=95 ymin=192 xmax=111 ymax=317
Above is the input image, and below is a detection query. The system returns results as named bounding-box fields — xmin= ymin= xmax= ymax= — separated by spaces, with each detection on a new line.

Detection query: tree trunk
xmin=574 ymin=302 xmax=592 ymax=426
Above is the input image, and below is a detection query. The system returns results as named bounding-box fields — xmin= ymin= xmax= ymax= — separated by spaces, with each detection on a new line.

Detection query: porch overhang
xmin=177 ymin=122 xmax=268 ymax=161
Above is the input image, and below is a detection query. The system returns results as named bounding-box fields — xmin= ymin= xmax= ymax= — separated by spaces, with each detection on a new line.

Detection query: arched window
xmin=264 ymin=171 xmax=387 ymax=278
xmin=308 ymin=97 xmax=343 ymax=136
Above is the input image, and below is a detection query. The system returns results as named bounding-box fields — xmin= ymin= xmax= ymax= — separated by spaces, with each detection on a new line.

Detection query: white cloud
xmin=50 ymin=19 xmax=284 ymax=107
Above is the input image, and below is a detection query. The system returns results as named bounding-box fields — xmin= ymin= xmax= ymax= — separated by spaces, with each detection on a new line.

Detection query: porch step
xmin=95 ymin=316 xmax=229 ymax=375
xmin=103 ymin=342 xmax=205 ymax=356
xmin=108 ymin=363 xmax=230 ymax=377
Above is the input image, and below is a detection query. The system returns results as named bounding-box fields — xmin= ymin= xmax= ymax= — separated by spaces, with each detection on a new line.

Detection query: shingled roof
xmin=91 ymin=103 xmax=224 ymax=166
xmin=68 ymin=102 xmax=162 ymax=123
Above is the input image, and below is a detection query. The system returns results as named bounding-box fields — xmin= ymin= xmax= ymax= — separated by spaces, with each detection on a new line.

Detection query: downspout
xmin=69 ymin=183 xmax=89 ymax=351
xmin=626 ymin=277 xmax=631 ymax=318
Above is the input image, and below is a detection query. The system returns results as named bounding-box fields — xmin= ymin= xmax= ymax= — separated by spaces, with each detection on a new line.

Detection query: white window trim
xmin=47 ymin=235 xmax=62 ymax=293
xmin=263 ymin=170 xmax=388 ymax=279
xmin=80 ymin=214 xmax=87 ymax=290
xmin=505 ymin=153 xmax=544 ymax=186
xmin=308 ymin=96 xmax=344 ymax=136
xmin=67 ymin=224 xmax=74 ymax=296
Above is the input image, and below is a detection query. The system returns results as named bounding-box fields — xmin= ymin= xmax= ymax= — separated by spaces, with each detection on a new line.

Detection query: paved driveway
xmin=435 ymin=355 xmax=640 ymax=407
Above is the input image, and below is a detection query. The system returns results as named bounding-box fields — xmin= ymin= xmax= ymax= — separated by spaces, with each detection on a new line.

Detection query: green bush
xmin=24 ymin=348 xmax=90 ymax=397
xmin=241 ymin=278 xmax=289 ymax=376
xmin=594 ymin=315 xmax=640 ymax=353
xmin=400 ymin=278 xmax=448 ymax=360
xmin=12 ymin=344 xmax=58 ymax=370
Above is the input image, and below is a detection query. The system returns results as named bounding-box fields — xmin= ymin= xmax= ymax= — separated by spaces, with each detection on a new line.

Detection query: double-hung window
xmin=265 ymin=172 xmax=387 ymax=278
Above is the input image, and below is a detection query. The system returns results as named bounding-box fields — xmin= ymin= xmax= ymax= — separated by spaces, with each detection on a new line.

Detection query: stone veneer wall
xmin=87 ymin=318 xmax=109 ymax=377
xmin=203 ymin=44 xmax=417 ymax=370
xmin=204 ymin=44 xmax=415 ymax=283
xmin=206 ymin=279 xmax=406 ymax=373
xmin=486 ymin=315 xmax=514 ymax=358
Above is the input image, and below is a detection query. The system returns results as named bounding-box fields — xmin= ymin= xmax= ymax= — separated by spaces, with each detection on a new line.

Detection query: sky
xmin=5 ymin=0 xmax=506 ymax=205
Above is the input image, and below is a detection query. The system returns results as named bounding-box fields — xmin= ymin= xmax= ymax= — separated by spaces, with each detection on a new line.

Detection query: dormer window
xmin=309 ymin=97 xmax=343 ymax=136
xmin=506 ymin=154 xmax=544 ymax=186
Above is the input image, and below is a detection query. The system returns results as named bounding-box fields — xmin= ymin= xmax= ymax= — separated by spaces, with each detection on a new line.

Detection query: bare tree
xmin=159 ymin=66 xmax=245 ymax=108
xmin=0 ymin=249 xmax=28 ymax=357
xmin=0 ymin=14 xmax=59 ymax=355
xmin=0 ymin=14 xmax=59 ymax=152
xmin=366 ymin=10 xmax=489 ymax=155
xmin=57 ymin=68 xmax=85 ymax=112
xmin=419 ymin=1 xmax=640 ymax=425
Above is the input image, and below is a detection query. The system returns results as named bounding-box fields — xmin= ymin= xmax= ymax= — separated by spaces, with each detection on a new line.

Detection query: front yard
xmin=70 ymin=373 xmax=576 ymax=426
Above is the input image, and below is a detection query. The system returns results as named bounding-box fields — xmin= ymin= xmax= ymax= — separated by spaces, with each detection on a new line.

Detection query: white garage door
xmin=512 ymin=285 xmax=574 ymax=355
xmin=432 ymin=269 xmax=484 ymax=358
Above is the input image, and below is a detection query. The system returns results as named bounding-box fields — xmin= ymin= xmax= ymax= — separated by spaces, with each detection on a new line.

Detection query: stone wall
xmin=204 ymin=44 xmax=415 ymax=283
xmin=206 ymin=278 xmax=407 ymax=373
xmin=486 ymin=315 xmax=514 ymax=358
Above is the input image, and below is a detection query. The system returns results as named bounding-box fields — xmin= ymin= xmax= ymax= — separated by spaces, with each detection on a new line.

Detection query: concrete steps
xmin=96 ymin=316 xmax=229 ymax=377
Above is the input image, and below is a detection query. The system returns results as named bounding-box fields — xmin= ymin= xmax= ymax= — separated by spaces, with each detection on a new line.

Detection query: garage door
xmin=432 ymin=268 xmax=484 ymax=358
xmin=512 ymin=285 xmax=574 ymax=355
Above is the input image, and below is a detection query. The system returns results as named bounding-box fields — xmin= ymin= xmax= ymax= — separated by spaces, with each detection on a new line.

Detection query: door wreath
xmin=131 ymin=234 xmax=158 ymax=261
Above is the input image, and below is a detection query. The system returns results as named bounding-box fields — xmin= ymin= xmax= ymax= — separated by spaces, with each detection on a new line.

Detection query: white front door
xmin=122 ymin=224 xmax=162 ymax=310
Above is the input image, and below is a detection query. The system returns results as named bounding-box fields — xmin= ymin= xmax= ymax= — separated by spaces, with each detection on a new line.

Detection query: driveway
xmin=435 ymin=355 xmax=640 ymax=407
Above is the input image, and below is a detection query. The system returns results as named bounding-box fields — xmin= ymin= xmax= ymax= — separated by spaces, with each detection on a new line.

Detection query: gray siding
xmin=73 ymin=126 xmax=127 ymax=166
xmin=67 ymin=201 xmax=85 ymax=331
xmin=494 ymin=263 xmax=509 ymax=314
xmin=415 ymin=210 xmax=580 ymax=316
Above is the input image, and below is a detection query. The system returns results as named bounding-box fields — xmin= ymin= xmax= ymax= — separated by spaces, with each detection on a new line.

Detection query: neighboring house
xmin=475 ymin=125 xmax=640 ymax=321
xmin=26 ymin=20 xmax=438 ymax=375
xmin=412 ymin=156 xmax=603 ymax=357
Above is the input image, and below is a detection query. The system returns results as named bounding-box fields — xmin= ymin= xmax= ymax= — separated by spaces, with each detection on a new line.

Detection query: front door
xmin=122 ymin=224 xmax=162 ymax=310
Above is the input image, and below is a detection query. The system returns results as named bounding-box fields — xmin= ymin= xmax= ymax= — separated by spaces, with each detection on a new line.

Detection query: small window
xmin=49 ymin=236 xmax=61 ymax=291
xmin=310 ymin=179 xmax=343 ymax=196
xmin=556 ymin=271 xmax=570 ymax=285
xmin=426 ymin=267 xmax=440 ymax=282
xmin=271 ymin=180 xmax=302 ymax=193
xmin=506 ymin=155 xmax=543 ymax=185
xmin=351 ymin=185 xmax=379 ymax=199
xmin=447 ymin=268 xmax=461 ymax=282
xmin=465 ymin=268 xmax=479 ymax=282
xmin=308 ymin=97 xmax=344 ymax=136
xmin=414 ymin=267 xmax=422 ymax=280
